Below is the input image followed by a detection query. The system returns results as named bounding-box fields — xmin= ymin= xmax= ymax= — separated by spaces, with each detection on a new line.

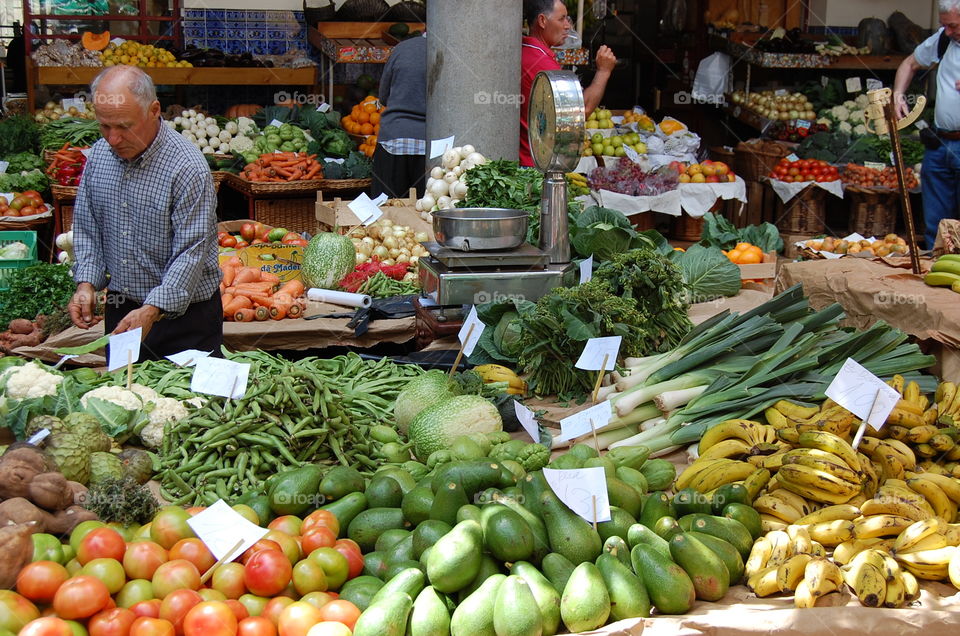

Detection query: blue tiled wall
xmin=181 ymin=9 xmax=306 ymax=55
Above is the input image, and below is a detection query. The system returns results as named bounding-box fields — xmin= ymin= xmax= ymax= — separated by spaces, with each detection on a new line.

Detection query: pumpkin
xmin=226 ymin=104 xmax=262 ymax=119
xmin=82 ymin=31 xmax=110 ymax=51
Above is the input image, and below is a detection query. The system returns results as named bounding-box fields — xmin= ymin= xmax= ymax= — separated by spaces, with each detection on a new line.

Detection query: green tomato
xmin=32 ymin=533 xmax=64 ymax=563
xmin=262 ymin=125 xmax=279 ymax=134
xmin=243 ymin=152 xmax=259 ymax=165
xmin=266 ymin=134 xmax=282 ymax=145
xmin=268 ymin=227 xmax=289 ymax=242
xmin=280 ymin=141 xmax=297 ymax=152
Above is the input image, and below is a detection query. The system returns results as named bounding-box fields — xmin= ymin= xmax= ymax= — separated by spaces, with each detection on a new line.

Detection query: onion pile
xmin=348 ymin=219 xmax=431 ymax=267
xmin=34 ymin=101 xmax=95 ymax=123
xmin=415 ymin=145 xmax=486 ymax=221
xmin=730 ymin=90 xmax=816 ymax=121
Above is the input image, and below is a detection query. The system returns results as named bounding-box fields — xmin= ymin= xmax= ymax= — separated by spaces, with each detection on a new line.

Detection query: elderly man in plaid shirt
xmin=68 ymin=65 xmax=223 ymax=361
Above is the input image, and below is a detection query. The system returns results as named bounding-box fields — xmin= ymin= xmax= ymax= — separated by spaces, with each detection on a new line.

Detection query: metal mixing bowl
xmin=432 ymin=208 xmax=529 ymax=251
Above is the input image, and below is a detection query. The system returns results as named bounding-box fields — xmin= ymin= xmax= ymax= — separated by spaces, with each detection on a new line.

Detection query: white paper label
xmin=623 ymin=144 xmax=643 ymax=164
xmin=332 ymin=0 xmax=349 ymax=10
xmin=866 ymin=78 xmax=882 ymax=91
xmin=429 ymin=135 xmax=455 ymax=159
xmin=775 ymin=89 xmax=788 ymax=96
xmin=457 ymin=305 xmax=484 ymax=357
xmin=191 ymin=357 xmax=250 ymax=399
xmin=107 ymin=328 xmax=142 ymax=372
xmin=27 ymin=429 xmax=51 ymax=445
xmin=557 ymin=401 xmax=612 ymax=442
xmin=110 ymin=37 xmax=125 ymax=46
xmin=575 ymin=336 xmax=621 ymax=371
xmin=0 ymin=192 xmax=14 ymax=202
xmin=165 ymin=349 xmax=212 ymax=367
xmin=845 ymin=77 xmax=862 ymax=93
xmin=786 ymin=153 xmax=799 ymax=162
xmin=890 ymin=152 xmax=896 ymax=165
xmin=61 ymin=97 xmax=84 ymax=112
xmin=371 ymin=193 xmax=389 ymax=207
xmin=514 ymin=401 xmax=540 ymax=442
xmin=796 ymin=120 xmax=811 ymax=130
xmin=347 ymin=192 xmax=383 ymax=226
xmin=316 ymin=103 xmax=331 ymax=113
xmin=578 ymin=255 xmax=593 ymax=284
xmin=268 ymin=119 xmax=284 ymax=128
xmin=542 ymin=468 xmax=611 ymax=523
xmin=0 ymin=161 xmax=8 ymax=174
xmin=821 ymin=76 xmax=829 ymax=87
xmin=186 ymin=500 xmax=269 ymax=562
xmin=324 ymin=157 xmax=345 ymax=165
xmin=864 ymin=161 xmax=886 ymax=170
xmin=825 ymin=358 xmax=900 ymax=429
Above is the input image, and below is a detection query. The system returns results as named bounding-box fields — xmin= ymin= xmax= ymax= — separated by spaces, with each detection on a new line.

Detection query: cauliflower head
xmin=853 ymin=124 xmax=868 ymax=137
xmin=831 ymin=105 xmax=850 ymax=122
xmin=1 ymin=362 xmax=63 ymax=399
xmin=229 ymin=135 xmax=254 ymax=153
xmin=80 ymin=385 xmax=143 ymax=411
xmin=855 ymin=94 xmax=870 ymax=109
xmin=140 ymin=397 xmax=189 ymax=449
xmin=129 ymin=383 xmax=160 ymax=405
xmin=838 ymin=121 xmax=853 ymax=134
xmin=848 ymin=110 xmax=866 ymax=124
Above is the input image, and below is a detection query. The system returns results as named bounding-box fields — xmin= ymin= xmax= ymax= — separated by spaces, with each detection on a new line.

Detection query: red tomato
xmin=217 ymin=232 xmax=229 ymax=242
xmin=16 ymin=561 xmax=69 ymax=603
xmin=169 ymin=539 xmax=216 ymax=575
xmin=281 ymin=232 xmax=301 ymax=245
xmin=241 ymin=539 xmax=283 ymax=565
xmin=88 ymin=607 xmax=137 ymax=636
xmin=212 ymin=562 xmax=247 ymax=600
xmin=18 ymin=617 xmax=74 ymax=636
xmin=182 ymin=601 xmax=238 ymax=636
xmin=124 ymin=541 xmax=169 ymax=580
xmin=19 ymin=205 xmax=36 ymax=216
xmin=80 ymin=558 xmax=127 ymax=594
xmin=220 ymin=235 xmax=238 ymax=248
xmin=237 ymin=594 xmax=269 ymax=618
xmin=78 ymin=528 xmax=126 ymax=565
xmin=300 ymin=528 xmax=336 ymax=555
xmin=224 ymin=599 xmax=249 ymax=622
xmin=235 ymin=240 xmax=250 ymax=249
xmin=251 ymin=239 xmax=265 ymax=245
xmin=277 ymin=601 xmax=323 ymax=636
xmin=331 ymin=543 xmax=363 ymax=581
xmin=152 ymin=560 xmax=201 ymax=599
xmin=267 ymin=516 xmax=303 ymax=536
xmin=240 ymin=223 xmax=257 ymax=242
xmin=332 ymin=539 xmax=360 ymax=554
xmin=159 ymin=589 xmax=202 ymax=634
xmin=130 ymin=617 xmax=176 ymax=636
xmin=316 ymin=600 xmax=360 ymax=631
xmin=301 ymin=511 xmax=340 ymax=538
xmin=0 ymin=590 xmax=40 ymax=633
xmin=130 ymin=600 xmax=162 ymax=619
xmin=298 ymin=592 xmax=334 ymax=611
xmin=261 ymin=597 xmax=295 ymax=626
xmin=117 ymin=579 xmax=156 ymax=609
xmin=53 ymin=575 xmax=111 ymax=619
xmin=263 ymin=531 xmax=301 ymax=565
xmin=244 ymin=550 xmax=292 ymax=597
xmin=185 ymin=507 xmax=207 ymax=516
xmin=288 ymin=239 xmax=309 ymax=248
xmin=239 ymin=616 xmax=277 ymax=636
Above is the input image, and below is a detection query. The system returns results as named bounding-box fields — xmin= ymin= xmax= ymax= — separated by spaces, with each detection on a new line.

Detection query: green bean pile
xmin=147 ymin=351 xmax=422 ymax=506
xmin=357 ymin=271 xmax=420 ymax=298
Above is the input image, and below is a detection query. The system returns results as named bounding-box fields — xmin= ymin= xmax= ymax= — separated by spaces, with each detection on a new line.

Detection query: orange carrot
xmin=224 ymin=255 xmax=243 ymax=268
xmin=221 ymin=263 xmax=239 ymax=287
xmin=260 ymin=272 xmax=281 ymax=284
xmin=233 ymin=281 xmax=276 ymax=295
xmin=234 ymin=308 xmax=256 ymax=322
xmin=223 ymin=296 xmax=252 ymax=316
xmin=287 ymin=303 xmax=303 ymax=318
xmin=277 ymin=279 xmax=305 ymax=299
xmin=232 ymin=268 xmax=262 ymax=285
xmin=270 ymin=297 xmax=293 ymax=319
xmin=254 ymin=306 xmax=270 ymax=321
xmin=220 ymin=293 xmax=234 ymax=313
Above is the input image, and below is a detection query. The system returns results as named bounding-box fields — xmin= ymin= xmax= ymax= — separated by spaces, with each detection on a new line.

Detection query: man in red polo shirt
xmin=520 ymin=0 xmax=617 ymax=166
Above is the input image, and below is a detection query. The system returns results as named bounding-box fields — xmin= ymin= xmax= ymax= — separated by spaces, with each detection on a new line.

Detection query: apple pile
xmin=586 ymin=107 xmax=616 ymax=129
xmin=671 ymin=160 xmax=737 ymax=183
xmin=218 ymin=222 xmax=308 ymax=250
xmin=582 ymin=131 xmax=647 ymax=158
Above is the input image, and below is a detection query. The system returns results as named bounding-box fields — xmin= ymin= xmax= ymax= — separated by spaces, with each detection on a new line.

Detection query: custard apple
xmin=89 ymin=451 xmax=124 ymax=485
xmin=62 ymin=413 xmax=112 ymax=452
xmin=44 ymin=432 xmax=92 ymax=484
xmin=24 ymin=415 xmax=66 ymax=440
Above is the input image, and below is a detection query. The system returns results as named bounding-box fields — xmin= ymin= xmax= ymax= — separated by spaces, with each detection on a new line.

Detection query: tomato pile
xmin=768 ymin=158 xmax=839 ymax=183
xmin=5 ymin=505 xmax=364 ymax=636
xmin=0 ymin=190 xmax=47 ymax=217
xmin=841 ymin=163 xmax=919 ymax=189
xmin=218 ymin=222 xmax=308 ymax=250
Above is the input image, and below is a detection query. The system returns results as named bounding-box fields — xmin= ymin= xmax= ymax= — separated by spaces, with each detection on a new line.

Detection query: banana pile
xmin=745 ymin=525 xmax=846 ymax=606
xmin=471 ymin=364 xmax=527 ymax=396
xmin=883 ymin=381 xmax=960 ymax=475
xmin=565 ymin=172 xmax=589 ymax=197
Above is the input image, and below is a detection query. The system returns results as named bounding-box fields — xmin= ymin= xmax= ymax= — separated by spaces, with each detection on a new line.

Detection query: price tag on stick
xmin=165 ymin=349 xmax=212 ymax=368
xmin=579 ymin=255 xmax=593 ymax=284
xmin=429 ymin=135 xmax=455 ymax=159
xmin=191 ymin=357 xmax=250 ymax=399
xmin=576 ymin=336 xmax=621 ymax=402
xmin=542 ymin=467 xmax=611 ymax=523
xmin=187 ymin=500 xmax=268 ymax=566
xmin=514 ymin=401 xmax=541 ymax=442
xmin=825 ymin=358 xmax=900 ymax=448
xmin=107 ymin=328 xmax=141 ymax=372
xmin=449 ymin=306 xmax=484 ymax=377
xmin=347 ymin=192 xmax=384 ymax=226
xmin=557 ymin=401 xmax=612 ymax=443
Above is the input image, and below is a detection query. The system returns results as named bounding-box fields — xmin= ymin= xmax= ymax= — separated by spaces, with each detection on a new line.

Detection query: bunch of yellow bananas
xmin=565 ymin=172 xmax=589 ymax=197
xmin=744 ymin=525 xmax=845 ymax=607
xmin=841 ymin=548 xmax=919 ymax=608
xmin=765 ymin=399 xmax=857 ymax=440
xmin=472 ymin=364 xmax=526 ymax=395
xmin=771 ymin=431 xmax=865 ymax=505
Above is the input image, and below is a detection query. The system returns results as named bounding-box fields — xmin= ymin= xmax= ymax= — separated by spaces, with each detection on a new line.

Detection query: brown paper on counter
xmin=13 ymin=323 xmax=108 ymax=367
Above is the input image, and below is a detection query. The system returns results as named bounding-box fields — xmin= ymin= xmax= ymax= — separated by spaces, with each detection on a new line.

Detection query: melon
xmin=407 ymin=394 xmax=503 ymax=461
xmin=393 ymin=370 xmax=462 ymax=433
xmin=301 ymin=232 xmax=357 ymax=290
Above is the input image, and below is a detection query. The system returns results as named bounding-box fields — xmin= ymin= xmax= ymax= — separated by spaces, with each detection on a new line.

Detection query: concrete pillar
xmin=426 ymin=0 xmax=522 ymax=163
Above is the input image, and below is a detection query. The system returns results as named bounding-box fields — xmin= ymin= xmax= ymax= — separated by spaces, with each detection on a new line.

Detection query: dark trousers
xmin=104 ymin=289 xmax=224 ymax=362
xmin=370 ymin=145 xmax=426 ymax=199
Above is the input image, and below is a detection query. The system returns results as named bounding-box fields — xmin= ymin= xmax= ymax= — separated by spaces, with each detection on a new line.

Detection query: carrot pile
xmin=219 ymin=256 xmax=307 ymax=321
xmin=240 ymin=152 xmax=323 ymax=182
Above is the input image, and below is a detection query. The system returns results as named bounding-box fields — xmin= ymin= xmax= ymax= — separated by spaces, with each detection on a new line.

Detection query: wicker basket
xmin=673 ymin=213 xmax=705 ymax=242
xmin=319 ymin=178 xmax=372 ymax=192
xmin=229 ymin=176 xmax=325 ymax=196
xmin=51 ymin=184 xmax=79 ymax=201
xmin=735 ymin=140 xmax=792 ymax=182
xmin=771 ymin=183 xmax=827 ymax=234
xmin=631 ymin=212 xmax=655 ymax=232
xmin=845 ymin=187 xmax=900 ymax=237
xmin=254 ymin=198 xmax=320 ymax=234
xmin=211 ymin=171 xmax=230 ymax=193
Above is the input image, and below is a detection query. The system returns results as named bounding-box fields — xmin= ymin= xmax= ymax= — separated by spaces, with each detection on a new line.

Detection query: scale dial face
xmin=528 ymin=70 xmax=585 ymax=173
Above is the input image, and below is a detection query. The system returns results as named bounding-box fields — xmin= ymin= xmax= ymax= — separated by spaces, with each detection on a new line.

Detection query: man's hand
xmin=68 ymin=283 xmax=101 ymax=329
xmin=112 ymin=305 xmax=162 ymax=340
xmin=893 ymin=92 xmax=910 ymax=120
xmin=596 ymin=45 xmax=617 ymax=73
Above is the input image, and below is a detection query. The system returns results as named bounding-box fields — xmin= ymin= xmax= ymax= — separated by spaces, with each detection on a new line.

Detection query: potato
xmin=0 ymin=498 xmax=53 ymax=533
xmin=0 ymin=525 xmax=33 ymax=589
xmin=29 ymin=472 xmax=74 ymax=511
xmin=46 ymin=506 xmax=99 ymax=535
xmin=0 ymin=458 xmax=42 ymax=499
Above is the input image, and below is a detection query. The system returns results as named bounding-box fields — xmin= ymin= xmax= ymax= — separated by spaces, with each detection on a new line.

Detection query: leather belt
xmin=936 ymin=129 xmax=960 ymax=140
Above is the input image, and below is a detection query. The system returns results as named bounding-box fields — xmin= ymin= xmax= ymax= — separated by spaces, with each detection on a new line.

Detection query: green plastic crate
xmin=0 ymin=231 xmax=38 ymax=291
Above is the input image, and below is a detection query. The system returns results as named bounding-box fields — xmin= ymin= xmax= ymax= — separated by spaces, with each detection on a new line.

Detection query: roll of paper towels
xmin=306 ymin=288 xmax=372 ymax=308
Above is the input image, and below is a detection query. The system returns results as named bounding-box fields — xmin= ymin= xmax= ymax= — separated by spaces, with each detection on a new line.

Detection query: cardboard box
xmin=315 ymin=188 xmax=434 ymax=239
xmin=216 ymin=221 xmax=303 ymax=282
xmin=738 ymin=250 xmax=778 ymax=280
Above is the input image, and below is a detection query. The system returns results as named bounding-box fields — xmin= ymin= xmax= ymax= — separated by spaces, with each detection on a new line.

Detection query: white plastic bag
xmin=691 ymin=52 xmax=731 ymax=106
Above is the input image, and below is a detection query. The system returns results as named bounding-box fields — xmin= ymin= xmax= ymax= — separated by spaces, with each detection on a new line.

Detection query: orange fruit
xmin=369 ymin=112 xmax=380 ymax=125
xmin=727 ymin=249 xmax=742 ymax=263
xmin=738 ymin=249 xmax=763 ymax=265
xmin=355 ymin=111 xmax=370 ymax=124
xmin=734 ymin=242 xmax=753 ymax=252
xmin=360 ymin=123 xmax=374 ymax=135
xmin=362 ymin=102 xmax=377 ymax=113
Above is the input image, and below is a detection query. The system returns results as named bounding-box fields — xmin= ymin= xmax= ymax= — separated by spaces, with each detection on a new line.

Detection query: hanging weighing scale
xmin=417 ymin=70 xmax=584 ymax=315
